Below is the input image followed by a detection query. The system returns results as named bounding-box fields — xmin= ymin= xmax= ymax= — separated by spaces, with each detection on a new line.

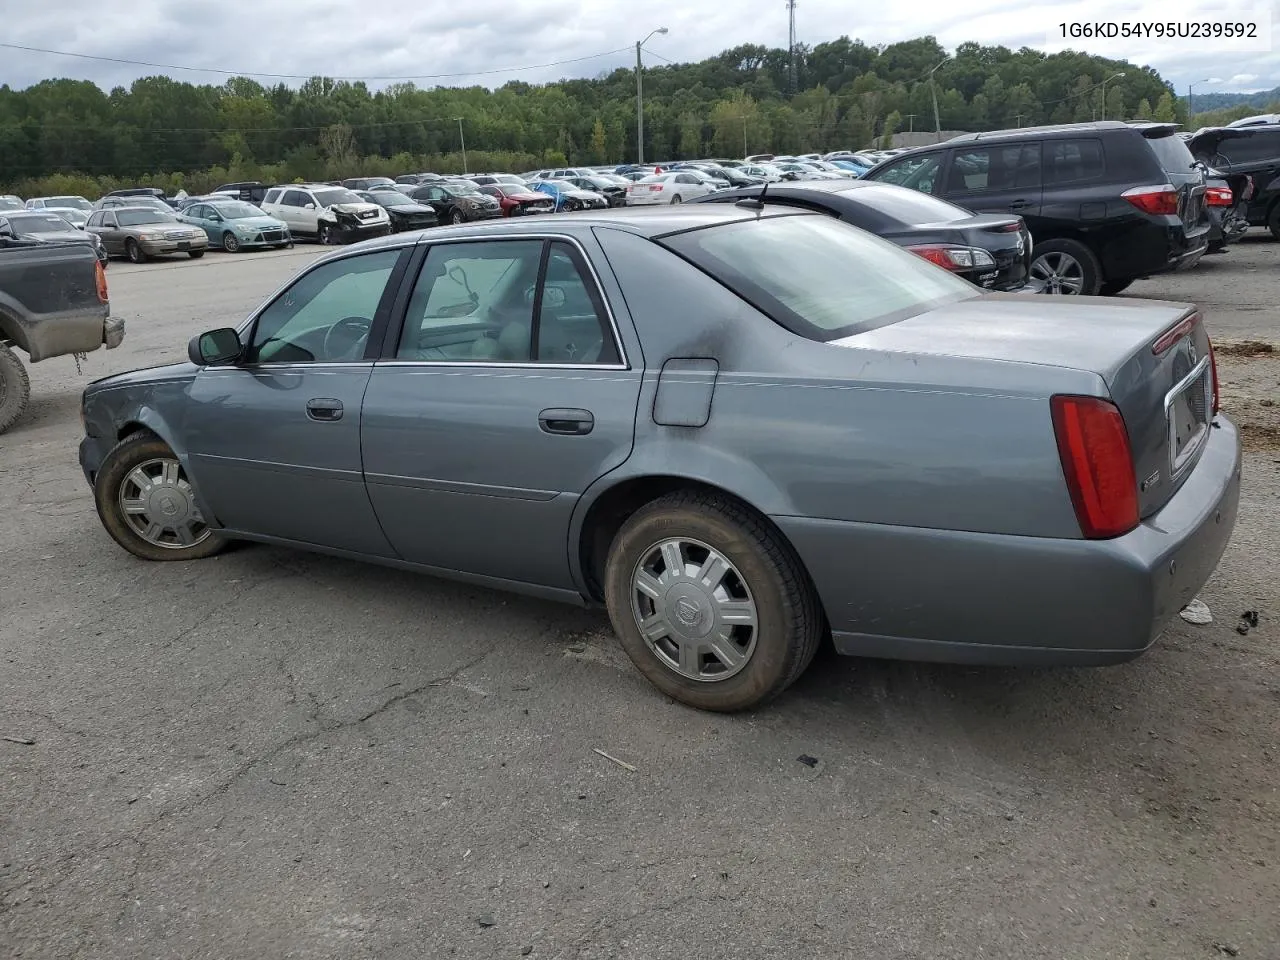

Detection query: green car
xmin=179 ymin=199 xmax=292 ymax=252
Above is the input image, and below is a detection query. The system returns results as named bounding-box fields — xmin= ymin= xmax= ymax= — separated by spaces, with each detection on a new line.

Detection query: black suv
xmin=864 ymin=121 xmax=1210 ymax=295
xmin=1186 ymin=125 xmax=1280 ymax=238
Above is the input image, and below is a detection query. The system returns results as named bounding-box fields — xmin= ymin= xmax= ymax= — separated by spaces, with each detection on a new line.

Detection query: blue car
xmin=830 ymin=159 xmax=871 ymax=177
xmin=179 ymin=199 xmax=292 ymax=252
xmin=531 ymin=180 xmax=609 ymax=212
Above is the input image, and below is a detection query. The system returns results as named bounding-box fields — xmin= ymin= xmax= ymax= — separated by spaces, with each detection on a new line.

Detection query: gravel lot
xmin=2 ymin=233 xmax=1277 ymax=960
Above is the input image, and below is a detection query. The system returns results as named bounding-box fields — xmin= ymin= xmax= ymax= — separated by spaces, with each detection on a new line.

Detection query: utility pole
xmin=635 ymin=28 xmax=669 ymax=165
xmin=453 ymin=117 xmax=467 ymax=174
xmin=905 ymin=113 xmax=916 ymax=134
xmin=1014 ymin=113 xmax=1024 ymax=127
xmin=928 ymin=55 xmax=950 ymax=143
xmin=741 ymin=117 xmax=748 ymax=156
xmin=786 ymin=0 xmax=798 ymax=94
xmin=1099 ymin=71 xmax=1125 ymax=121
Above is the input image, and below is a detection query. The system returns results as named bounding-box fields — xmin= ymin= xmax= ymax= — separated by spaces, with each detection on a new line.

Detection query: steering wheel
xmin=323 ymin=315 xmax=371 ymax=361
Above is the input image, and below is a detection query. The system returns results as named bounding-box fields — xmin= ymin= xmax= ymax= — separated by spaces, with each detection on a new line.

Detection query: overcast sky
xmin=2 ymin=0 xmax=1276 ymax=98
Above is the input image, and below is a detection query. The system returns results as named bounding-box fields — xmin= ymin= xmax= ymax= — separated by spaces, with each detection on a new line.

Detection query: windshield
xmin=118 ymin=209 xmax=177 ymax=226
xmin=313 ymin=188 xmax=364 ymax=207
xmin=12 ymin=215 xmax=72 ymax=234
xmin=0 ymin=198 xmax=24 ymax=211
xmin=660 ymin=213 xmax=978 ymax=341
xmin=209 ymin=201 xmax=262 ymax=219
xmin=370 ymin=192 xmax=411 ymax=207
xmin=444 ymin=182 xmax=480 ymax=196
xmin=46 ymin=196 xmax=93 ymax=210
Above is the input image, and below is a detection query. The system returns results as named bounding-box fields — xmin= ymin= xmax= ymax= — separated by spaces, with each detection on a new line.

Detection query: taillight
xmin=906 ymin=244 xmax=995 ymax=270
xmin=1051 ymin=395 xmax=1139 ymax=539
xmin=1204 ymin=185 xmax=1234 ymax=206
xmin=648 ymin=184 xmax=663 ymax=191
xmin=94 ymin=260 xmax=108 ymax=303
xmin=1121 ymin=184 xmax=1179 ymax=216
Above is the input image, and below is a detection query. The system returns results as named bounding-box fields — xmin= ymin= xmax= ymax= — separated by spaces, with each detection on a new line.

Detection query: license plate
xmin=1165 ymin=347 xmax=1212 ymax=475
xmin=178 ymin=242 xmax=190 ymax=250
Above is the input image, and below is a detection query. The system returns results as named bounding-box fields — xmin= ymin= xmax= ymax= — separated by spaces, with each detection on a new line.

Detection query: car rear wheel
xmin=1029 ymin=238 xmax=1100 ymax=295
xmin=1268 ymin=200 xmax=1280 ymax=240
xmin=603 ymin=491 xmax=824 ymax=712
xmin=125 ymin=239 xmax=146 ymax=264
xmin=222 ymin=232 xmax=240 ymax=252
xmin=670 ymin=194 xmax=683 ymax=204
xmin=0 ymin=343 xmax=32 ymax=435
xmin=94 ymin=433 xmax=228 ymax=562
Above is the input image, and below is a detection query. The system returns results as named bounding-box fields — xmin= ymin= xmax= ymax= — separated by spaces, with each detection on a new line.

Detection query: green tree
xmin=589 ymin=118 xmax=607 ymax=163
xmin=880 ymin=110 xmax=902 ymax=148
xmin=1135 ymin=98 xmax=1153 ymax=120
xmin=1152 ymin=92 xmax=1177 ymax=121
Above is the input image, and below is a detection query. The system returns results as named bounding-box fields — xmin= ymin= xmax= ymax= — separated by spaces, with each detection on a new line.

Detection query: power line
xmin=0 ymin=41 xmax=634 ymax=82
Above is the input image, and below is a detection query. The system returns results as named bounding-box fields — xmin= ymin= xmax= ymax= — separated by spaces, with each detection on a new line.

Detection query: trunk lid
xmin=952 ymin=213 xmax=1033 ymax=289
xmin=834 ymin=294 xmax=1215 ymax=519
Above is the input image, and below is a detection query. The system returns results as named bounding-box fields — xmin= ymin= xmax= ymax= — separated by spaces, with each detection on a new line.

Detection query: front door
xmin=183 ymin=246 xmax=407 ymax=555
xmin=940 ymin=141 xmax=1044 ymax=219
xmin=361 ymin=236 xmax=641 ymax=589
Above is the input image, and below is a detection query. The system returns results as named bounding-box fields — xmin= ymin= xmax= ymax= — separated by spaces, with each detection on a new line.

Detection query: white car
xmin=24 ymin=195 xmax=94 ymax=228
xmin=737 ymin=164 xmax=785 ymax=182
xmin=260 ymin=184 xmax=390 ymax=245
xmin=624 ymin=173 xmax=718 ymax=205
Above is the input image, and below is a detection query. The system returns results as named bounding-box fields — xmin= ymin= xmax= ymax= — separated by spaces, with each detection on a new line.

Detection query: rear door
xmin=940 ymin=141 xmax=1043 ymax=220
xmin=360 ymin=236 xmax=641 ymax=589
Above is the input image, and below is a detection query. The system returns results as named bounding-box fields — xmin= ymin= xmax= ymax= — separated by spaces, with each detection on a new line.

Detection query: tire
xmin=450 ymin=209 xmax=465 ymax=225
xmin=670 ymin=194 xmax=684 ymax=204
xmin=222 ymin=232 xmax=240 ymax=253
xmin=603 ymin=491 xmax=824 ymax=712
xmin=93 ymin=433 xmax=228 ymax=562
xmin=1098 ymin=278 xmax=1134 ymax=295
xmin=188 ymin=250 xmax=205 ymax=259
xmin=1268 ymin=201 xmax=1280 ymax=240
xmin=125 ymin=239 xmax=146 ymax=264
xmin=1028 ymin=238 xmax=1100 ymax=295
xmin=319 ymin=224 xmax=336 ymax=245
xmin=0 ymin=343 xmax=32 ymax=435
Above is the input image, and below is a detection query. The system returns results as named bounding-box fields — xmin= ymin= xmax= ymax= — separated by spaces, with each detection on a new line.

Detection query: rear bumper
xmin=776 ymin=416 xmax=1242 ymax=666
xmin=1098 ymin=220 xmax=1209 ymax=281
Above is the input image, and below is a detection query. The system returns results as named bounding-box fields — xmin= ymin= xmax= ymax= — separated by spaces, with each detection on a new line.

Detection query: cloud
xmin=2 ymin=0 xmax=1278 ymax=99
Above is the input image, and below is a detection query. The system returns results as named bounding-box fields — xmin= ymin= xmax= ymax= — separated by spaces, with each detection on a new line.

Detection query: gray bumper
xmin=104 ymin=315 xmax=125 ymax=349
xmin=775 ymin=416 xmax=1243 ymax=666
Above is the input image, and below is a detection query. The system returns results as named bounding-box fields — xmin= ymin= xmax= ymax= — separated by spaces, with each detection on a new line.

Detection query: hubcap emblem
xmin=675 ymin=597 xmax=702 ymax=627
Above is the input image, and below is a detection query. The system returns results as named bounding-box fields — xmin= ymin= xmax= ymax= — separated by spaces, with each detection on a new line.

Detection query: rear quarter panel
xmin=590 ymin=226 xmax=1093 ymax=540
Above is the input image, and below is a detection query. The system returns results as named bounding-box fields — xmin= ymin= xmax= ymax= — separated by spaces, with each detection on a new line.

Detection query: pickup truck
xmin=0 ymin=237 xmax=123 ymax=433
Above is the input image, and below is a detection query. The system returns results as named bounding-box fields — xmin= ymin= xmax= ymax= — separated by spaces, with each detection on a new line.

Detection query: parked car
xmin=624 ymin=173 xmax=717 ymax=205
xmin=77 ymin=205 xmax=1240 ymax=713
xmin=865 ymin=121 xmax=1211 ymax=296
xmin=260 ymin=184 xmax=391 ymax=244
xmin=737 ymin=163 xmax=785 ymax=182
xmin=1 ymin=239 xmax=118 ymax=433
xmin=772 ymin=161 xmax=844 ymax=181
xmin=93 ymin=194 xmax=174 ymax=213
xmin=25 ymin=195 xmax=94 ymax=216
xmin=85 ymin=206 xmax=209 ymax=262
xmin=477 ymin=183 xmax=557 ymax=216
xmin=212 ymin=181 xmax=272 ymax=205
xmin=1186 ymin=124 xmax=1280 ymax=238
xmin=1202 ymin=167 xmax=1253 ymax=252
xmin=0 ymin=211 xmax=108 ymax=266
xmin=562 ymin=176 xmax=628 ymax=207
xmin=396 ymin=173 xmax=447 ymax=185
xmin=341 ymin=177 xmax=396 ymax=191
xmin=179 ymin=199 xmax=292 ymax=252
xmin=531 ymin=180 xmax=609 ymax=212
xmin=1226 ymin=114 xmax=1280 ymax=128
xmin=526 ymin=167 xmax=600 ymax=181
xmin=353 ymin=190 xmax=439 ymax=232
xmin=404 ymin=180 xmax=504 ymax=224
xmin=0 ymin=195 xmax=23 ymax=212
xmin=468 ymin=174 xmax=528 ymax=188
xmin=696 ymin=181 xmax=1031 ymax=291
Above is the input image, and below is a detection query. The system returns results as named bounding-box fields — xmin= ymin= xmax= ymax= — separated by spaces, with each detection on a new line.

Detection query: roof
xmin=946 ymin=120 xmax=1178 ymax=144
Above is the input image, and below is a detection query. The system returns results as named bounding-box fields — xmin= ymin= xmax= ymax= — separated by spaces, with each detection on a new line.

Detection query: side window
xmin=397 ymin=240 xmax=543 ymax=361
xmin=281 ymin=190 xmax=308 ymax=207
xmin=946 ymin=144 xmax=1041 ymax=194
xmin=426 ymin=187 xmax=446 ymax=201
xmin=873 ymin=154 xmax=942 ymax=194
xmin=264 ymin=188 xmax=282 ymax=204
xmin=1043 ymin=139 xmax=1105 ymax=185
xmin=188 ymin=205 xmax=208 ymax=219
xmin=1221 ymin=132 xmax=1280 ymax=163
xmin=87 ymin=212 xmax=102 ymax=227
xmin=247 ymin=249 xmax=401 ymax=364
xmin=103 ymin=213 xmax=118 ymax=227
xmin=536 ymin=241 xmax=620 ymax=365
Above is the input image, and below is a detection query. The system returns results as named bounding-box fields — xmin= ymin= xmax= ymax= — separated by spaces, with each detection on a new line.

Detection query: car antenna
xmin=735 ymin=178 xmax=768 ymax=214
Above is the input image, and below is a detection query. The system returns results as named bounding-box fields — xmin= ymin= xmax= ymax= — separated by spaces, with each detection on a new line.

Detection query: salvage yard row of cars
xmin=1 ymin=117 xmax=1276 ymax=297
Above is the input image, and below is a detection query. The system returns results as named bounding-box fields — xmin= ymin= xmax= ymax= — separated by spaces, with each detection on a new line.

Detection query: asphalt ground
xmin=2 ymin=231 xmax=1277 ymax=960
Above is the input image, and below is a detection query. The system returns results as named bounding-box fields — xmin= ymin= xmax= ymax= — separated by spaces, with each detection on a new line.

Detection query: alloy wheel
xmin=118 ymin=457 xmax=212 ymax=549
xmin=222 ymin=232 xmax=239 ymax=253
xmin=630 ymin=537 xmax=758 ymax=682
xmin=1029 ymin=251 xmax=1085 ymax=294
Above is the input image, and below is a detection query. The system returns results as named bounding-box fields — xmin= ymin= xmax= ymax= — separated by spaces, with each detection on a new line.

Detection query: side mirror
xmin=304 ymin=202 xmax=316 ymax=210
xmin=188 ymin=327 xmax=242 ymax=366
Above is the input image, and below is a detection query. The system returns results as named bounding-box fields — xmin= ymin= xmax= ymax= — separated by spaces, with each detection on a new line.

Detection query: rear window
xmin=849 ymin=186 xmax=975 ymax=228
xmin=1144 ymin=132 xmax=1199 ymax=175
xmin=659 ymin=213 xmax=978 ymax=342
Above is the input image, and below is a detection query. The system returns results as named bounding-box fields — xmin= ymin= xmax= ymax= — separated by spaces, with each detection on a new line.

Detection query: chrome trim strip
xmin=372 ymin=360 xmax=629 ymax=371
xmin=1164 ymin=354 xmax=1212 ymax=477
xmin=364 ymin=472 xmax=559 ymax=501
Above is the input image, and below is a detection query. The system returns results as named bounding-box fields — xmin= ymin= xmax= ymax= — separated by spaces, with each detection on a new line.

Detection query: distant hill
xmin=1192 ymin=87 xmax=1280 ymax=112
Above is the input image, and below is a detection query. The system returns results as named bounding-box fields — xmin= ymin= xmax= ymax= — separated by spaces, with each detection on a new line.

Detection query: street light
xmin=928 ymin=55 xmax=951 ymax=143
xmin=635 ymin=27 xmax=668 ymax=165
xmin=1099 ymin=72 xmax=1125 ymax=120
xmin=452 ymin=117 xmax=468 ymax=174
xmin=1188 ymin=78 xmax=1221 ymax=128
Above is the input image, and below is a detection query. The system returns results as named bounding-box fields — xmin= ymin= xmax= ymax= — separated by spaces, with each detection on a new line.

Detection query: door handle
xmin=538 ymin=408 xmax=594 ymax=435
xmin=1008 ymin=199 xmax=1033 ymax=209
xmin=306 ymin=398 xmax=344 ymax=422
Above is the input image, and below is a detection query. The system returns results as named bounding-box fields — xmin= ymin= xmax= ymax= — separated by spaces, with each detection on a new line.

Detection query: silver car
xmin=77 ymin=207 xmax=1241 ymax=712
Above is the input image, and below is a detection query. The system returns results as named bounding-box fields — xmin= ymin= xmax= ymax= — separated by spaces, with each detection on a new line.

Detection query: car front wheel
xmin=94 ymin=433 xmax=228 ymax=562
xmin=125 ymin=239 xmax=146 ymax=264
xmin=603 ymin=491 xmax=824 ymax=712
xmin=222 ymin=232 xmax=240 ymax=252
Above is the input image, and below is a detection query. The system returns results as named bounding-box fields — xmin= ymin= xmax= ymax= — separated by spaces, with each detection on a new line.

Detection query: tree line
xmin=1 ymin=35 xmax=1189 ymax=197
